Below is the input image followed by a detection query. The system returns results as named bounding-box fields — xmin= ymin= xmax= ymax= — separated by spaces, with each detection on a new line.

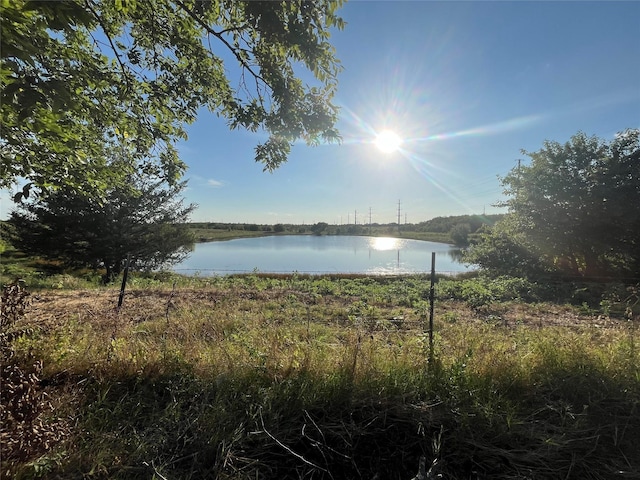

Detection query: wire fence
xmin=89 ymin=246 xmax=639 ymax=333
xmin=169 ymin=267 xmax=469 ymax=277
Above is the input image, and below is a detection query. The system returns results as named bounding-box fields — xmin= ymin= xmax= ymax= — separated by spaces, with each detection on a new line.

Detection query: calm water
xmin=172 ymin=235 xmax=472 ymax=276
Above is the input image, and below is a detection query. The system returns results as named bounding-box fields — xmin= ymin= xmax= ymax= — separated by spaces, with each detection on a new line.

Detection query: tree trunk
xmin=103 ymin=264 xmax=114 ymax=284
xmin=102 ymin=259 xmax=122 ymax=284
xmin=582 ymin=251 xmax=603 ymax=279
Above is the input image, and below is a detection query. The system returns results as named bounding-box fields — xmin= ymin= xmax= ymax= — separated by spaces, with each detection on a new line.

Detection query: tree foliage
xmin=415 ymin=214 xmax=503 ymax=234
xmin=463 ymin=216 xmax=554 ymax=278
xmin=1 ymin=0 xmax=344 ymax=198
xmin=449 ymin=223 xmax=471 ymax=247
xmin=9 ymin=174 xmax=196 ymax=282
xmin=311 ymin=221 xmax=329 ymax=235
xmin=466 ymin=129 xmax=640 ymax=279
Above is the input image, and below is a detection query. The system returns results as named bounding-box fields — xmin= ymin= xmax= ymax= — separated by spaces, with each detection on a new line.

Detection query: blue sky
xmin=181 ymin=0 xmax=640 ymax=225
xmin=2 ymin=1 xmax=639 ymax=225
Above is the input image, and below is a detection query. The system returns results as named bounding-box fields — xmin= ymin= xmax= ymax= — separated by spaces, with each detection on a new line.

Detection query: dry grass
xmin=3 ymin=276 xmax=639 ymax=479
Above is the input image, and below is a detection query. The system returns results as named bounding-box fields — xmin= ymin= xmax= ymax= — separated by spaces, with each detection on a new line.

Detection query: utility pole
xmin=397 ymin=200 xmax=401 ymax=235
xmin=354 ymin=209 xmax=357 ymax=225
xmin=369 ymin=207 xmax=372 ymax=235
xmin=517 ymin=159 xmax=522 ymax=197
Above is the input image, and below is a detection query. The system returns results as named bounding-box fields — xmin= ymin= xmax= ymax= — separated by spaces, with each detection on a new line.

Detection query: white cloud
xmin=207 ymin=179 xmax=225 ymax=188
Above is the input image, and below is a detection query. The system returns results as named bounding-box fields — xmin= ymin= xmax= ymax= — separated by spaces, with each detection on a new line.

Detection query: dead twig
xmin=258 ymin=408 xmax=331 ymax=477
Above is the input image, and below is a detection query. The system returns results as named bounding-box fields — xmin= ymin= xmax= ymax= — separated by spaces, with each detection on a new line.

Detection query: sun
xmin=375 ymin=130 xmax=403 ymax=153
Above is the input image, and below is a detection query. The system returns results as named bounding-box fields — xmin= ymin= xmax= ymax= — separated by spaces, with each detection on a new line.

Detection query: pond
xmin=172 ymin=235 xmax=472 ymax=276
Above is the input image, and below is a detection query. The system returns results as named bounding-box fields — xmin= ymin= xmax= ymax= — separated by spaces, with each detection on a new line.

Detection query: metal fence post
xmin=117 ymin=254 xmax=131 ymax=310
xmin=428 ymin=251 xmax=436 ymax=362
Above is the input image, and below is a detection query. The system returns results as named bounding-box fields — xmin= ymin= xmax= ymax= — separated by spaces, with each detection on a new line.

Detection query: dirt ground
xmin=26 ymin=286 xmax=633 ymax=331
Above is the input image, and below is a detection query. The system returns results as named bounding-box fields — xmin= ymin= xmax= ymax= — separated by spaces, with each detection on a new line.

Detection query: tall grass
xmin=3 ymin=275 xmax=639 ymax=479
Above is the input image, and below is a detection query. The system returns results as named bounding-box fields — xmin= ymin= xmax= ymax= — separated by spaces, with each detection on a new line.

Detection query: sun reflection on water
xmin=369 ymin=237 xmax=406 ymax=251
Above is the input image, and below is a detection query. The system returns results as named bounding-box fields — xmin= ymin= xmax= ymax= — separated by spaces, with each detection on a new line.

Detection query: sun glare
xmin=370 ymin=237 xmax=402 ymax=251
xmin=375 ymin=130 xmax=403 ymax=153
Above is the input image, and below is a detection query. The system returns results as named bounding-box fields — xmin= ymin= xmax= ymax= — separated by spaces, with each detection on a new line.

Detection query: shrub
xmin=1 ymin=283 xmax=69 ymax=476
xmin=437 ymin=276 xmax=545 ymax=308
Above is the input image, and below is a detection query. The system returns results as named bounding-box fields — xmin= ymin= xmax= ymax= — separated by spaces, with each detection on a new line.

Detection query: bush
xmin=1 ymin=283 xmax=69 ymax=476
xmin=450 ymin=223 xmax=471 ymax=247
xmin=437 ymin=276 xmax=546 ymax=308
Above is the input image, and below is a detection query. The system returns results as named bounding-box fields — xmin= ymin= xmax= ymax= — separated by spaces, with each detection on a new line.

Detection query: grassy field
xmin=189 ymin=227 xmax=269 ymax=243
xmin=188 ymin=224 xmax=453 ymax=244
xmin=2 ymin=273 xmax=639 ymax=479
xmin=397 ymin=231 xmax=452 ymax=244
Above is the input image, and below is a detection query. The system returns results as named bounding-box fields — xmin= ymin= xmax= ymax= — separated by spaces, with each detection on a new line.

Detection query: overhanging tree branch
xmin=84 ymin=0 xmax=134 ymax=93
xmin=173 ymin=0 xmax=268 ymax=89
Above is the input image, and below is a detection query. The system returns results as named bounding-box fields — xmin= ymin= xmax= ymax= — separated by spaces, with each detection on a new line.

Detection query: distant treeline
xmin=189 ymin=214 xmax=504 ymax=245
xmin=191 ymin=214 xmax=503 ymax=232
xmin=190 ymin=222 xmax=284 ymax=232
